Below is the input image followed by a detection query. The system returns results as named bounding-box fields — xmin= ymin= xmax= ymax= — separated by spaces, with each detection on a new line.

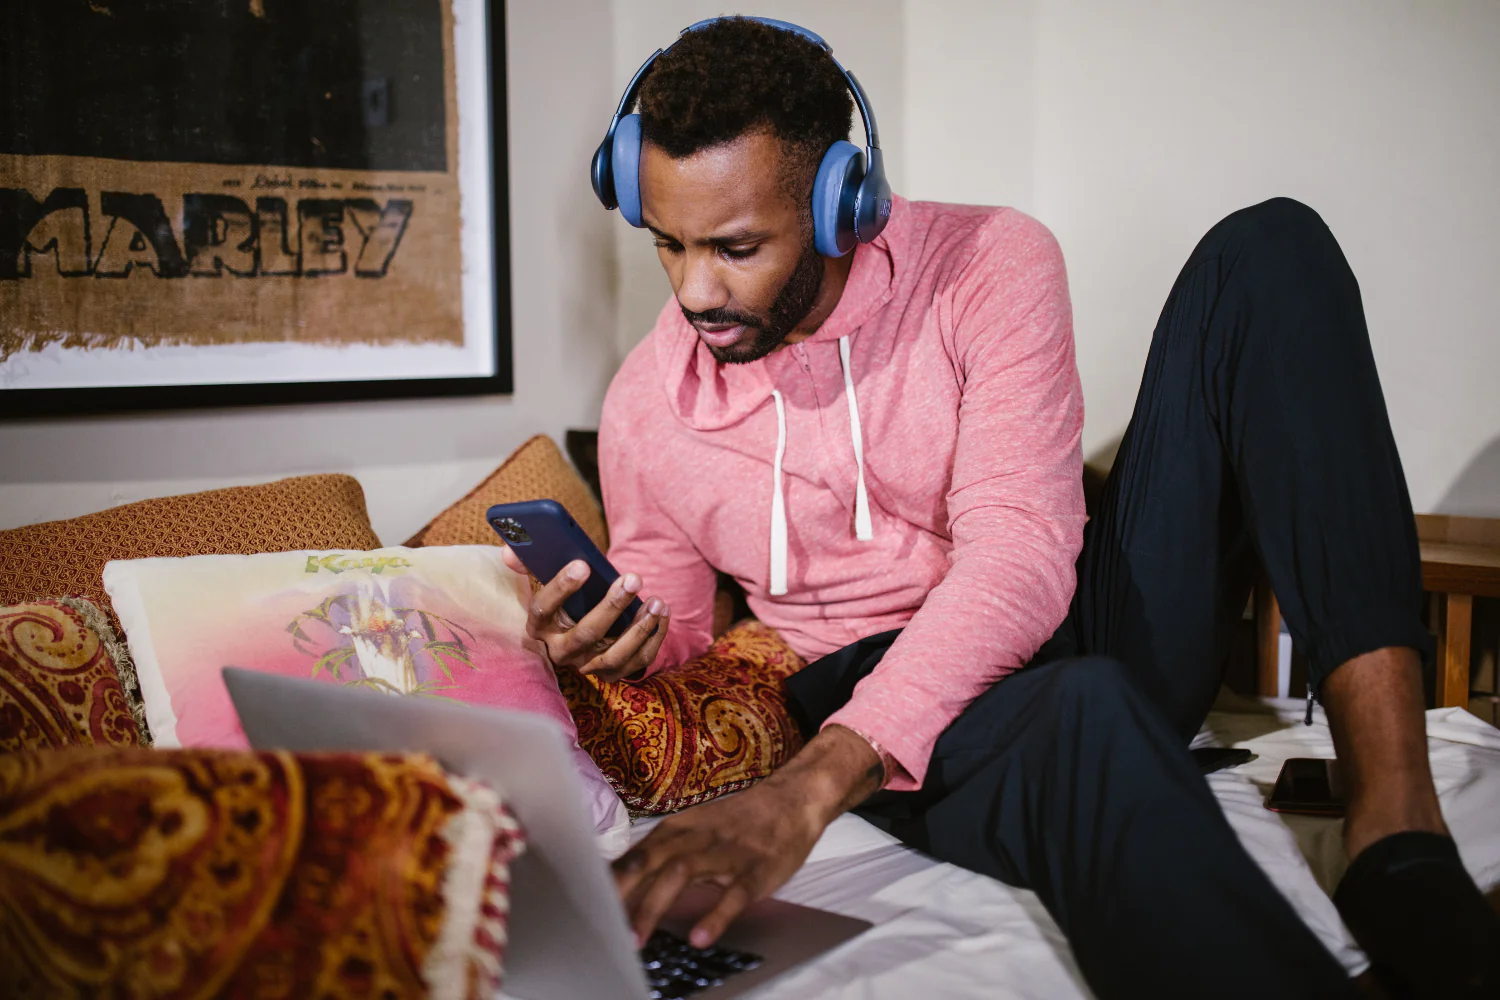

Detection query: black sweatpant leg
xmin=1068 ymin=197 xmax=1431 ymax=733
xmin=790 ymin=642 xmax=1353 ymax=1000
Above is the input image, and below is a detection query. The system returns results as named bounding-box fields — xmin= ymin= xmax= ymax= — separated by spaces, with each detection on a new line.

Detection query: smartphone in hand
xmin=487 ymin=499 xmax=644 ymax=639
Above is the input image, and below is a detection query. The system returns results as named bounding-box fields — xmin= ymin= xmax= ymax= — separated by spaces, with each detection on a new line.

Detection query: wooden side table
xmin=1417 ymin=515 xmax=1500 ymax=708
xmin=1254 ymin=515 xmax=1500 ymax=707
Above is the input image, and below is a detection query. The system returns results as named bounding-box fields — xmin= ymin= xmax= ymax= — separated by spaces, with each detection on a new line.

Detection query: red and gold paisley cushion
xmin=0 ymin=747 xmax=524 ymax=999
xmin=555 ymin=621 xmax=806 ymax=814
xmin=0 ymin=598 xmax=144 ymax=752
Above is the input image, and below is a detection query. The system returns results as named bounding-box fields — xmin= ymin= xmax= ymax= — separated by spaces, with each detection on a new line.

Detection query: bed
xmin=633 ymin=694 xmax=1500 ymax=999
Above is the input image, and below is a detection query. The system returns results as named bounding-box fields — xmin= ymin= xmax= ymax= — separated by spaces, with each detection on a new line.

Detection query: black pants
xmin=787 ymin=199 xmax=1432 ymax=1000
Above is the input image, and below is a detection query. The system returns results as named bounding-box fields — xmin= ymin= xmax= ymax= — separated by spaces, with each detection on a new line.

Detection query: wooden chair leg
xmin=1436 ymin=592 xmax=1472 ymax=709
xmin=1255 ymin=577 xmax=1281 ymax=698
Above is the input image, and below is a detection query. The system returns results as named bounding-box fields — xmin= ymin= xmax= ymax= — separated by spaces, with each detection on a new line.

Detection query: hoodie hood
xmin=654 ymin=195 xmax=907 ymax=432
xmin=649 ymin=198 xmax=908 ymax=595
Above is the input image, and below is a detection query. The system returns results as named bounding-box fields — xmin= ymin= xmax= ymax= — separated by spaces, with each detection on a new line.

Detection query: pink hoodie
xmin=600 ymin=196 xmax=1086 ymax=790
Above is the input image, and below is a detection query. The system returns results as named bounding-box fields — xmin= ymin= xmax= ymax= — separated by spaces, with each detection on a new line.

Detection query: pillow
xmin=405 ymin=435 xmax=609 ymax=552
xmin=101 ymin=545 xmax=629 ymax=843
xmin=556 ymin=621 xmax=807 ymax=814
xmin=0 ymin=746 xmax=523 ymax=999
xmin=0 ymin=474 xmax=381 ymax=629
xmin=0 ymin=597 xmax=145 ymax=751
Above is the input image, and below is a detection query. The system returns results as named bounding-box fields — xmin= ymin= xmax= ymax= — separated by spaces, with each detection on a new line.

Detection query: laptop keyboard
xmin=640 ymin=929 xmax=764 ymax=999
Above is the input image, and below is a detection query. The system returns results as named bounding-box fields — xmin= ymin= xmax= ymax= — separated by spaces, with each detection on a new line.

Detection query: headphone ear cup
xmin=853 ymin=148 xmax=893 ymax=245
xmin=591 ymin=136 xmax=615 ymax=209
xmin=611 ymin=114 xmax=645 ymax=228
xmin=811 ymin=140 xmax=864 ymax=257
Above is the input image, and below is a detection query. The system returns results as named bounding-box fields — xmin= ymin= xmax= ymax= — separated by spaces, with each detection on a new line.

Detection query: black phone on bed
xmin=1190 ymin=746 xmax=1256 ymax=775
xmin=486 ymin=499 xmax=644 ymax=639
xmin=1265 ymin=757 xmax=1345 ymax=816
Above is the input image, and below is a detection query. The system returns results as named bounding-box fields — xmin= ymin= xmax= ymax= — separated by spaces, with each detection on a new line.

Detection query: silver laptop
xmin=223 ymin=668 xmax=871 ymax=999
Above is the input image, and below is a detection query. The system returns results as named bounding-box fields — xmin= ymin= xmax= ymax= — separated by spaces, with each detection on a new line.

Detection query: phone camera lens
xmin=494 ymin=517 xmax=531 ymax=545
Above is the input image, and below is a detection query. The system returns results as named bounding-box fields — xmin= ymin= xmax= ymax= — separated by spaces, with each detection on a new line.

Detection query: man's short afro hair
xmin=637 ymin=17 xmax=854 ymax=174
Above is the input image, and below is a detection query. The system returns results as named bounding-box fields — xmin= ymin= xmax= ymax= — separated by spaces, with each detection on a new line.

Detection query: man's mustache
xmin=679 ymin=304 xmax=765 ymax=330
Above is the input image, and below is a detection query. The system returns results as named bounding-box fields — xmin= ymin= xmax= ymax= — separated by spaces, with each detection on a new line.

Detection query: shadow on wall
xmin=1436 ymin=435 xmax=1500 ymax=520
xmin=1081 ymin=436 xmax=1122 ymax=518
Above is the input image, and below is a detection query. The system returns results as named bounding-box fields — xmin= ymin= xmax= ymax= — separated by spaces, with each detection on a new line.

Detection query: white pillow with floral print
xmin=103 ymin=545 xmax=628 ymax=844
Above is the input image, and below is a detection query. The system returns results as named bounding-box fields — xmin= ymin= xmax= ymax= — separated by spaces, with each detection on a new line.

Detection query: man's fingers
xmin=612 ymin=825 xmax=692 ymax=899
xmin=609 ymin=604 xmax=671 ymax=682
xmin=577 ymin=601 xmax=654 ymax=677
xmin=635 ymin=603 xmax=670 ymax=664
xmin=690 ymin=880 xmax=755 ymax=949
xmin=628 ymin=858 xmax=695 ymax=947
xmin=581 ymin=600 xmax=669 ymax=681
xmin=611 ymin=846 xmax=649 ymax=899
xmin=558 ymin=573 xmax=643 ymax=659
xmin=498 ymin=544 xmax=528 ymax=577
xmin=525 ymin=560 xmax=590 ymax=637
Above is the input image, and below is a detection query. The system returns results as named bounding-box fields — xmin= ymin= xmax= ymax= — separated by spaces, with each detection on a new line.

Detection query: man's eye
xmin=652 ymin=239 xmax=683 ymax=254
xmin=720 ymin=246 xmax=758 ymax=261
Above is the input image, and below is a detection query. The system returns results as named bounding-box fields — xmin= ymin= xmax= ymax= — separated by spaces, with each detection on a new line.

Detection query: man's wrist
xmin=765 ymin=724 xmax=885 ymax=827
xmin=833 ymin=724 xmax=895 ymax=790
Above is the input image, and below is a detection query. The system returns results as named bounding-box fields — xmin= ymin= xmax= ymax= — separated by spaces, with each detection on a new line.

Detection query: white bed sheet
xmin=632 ymin=698 xmax=1500 ymax=1000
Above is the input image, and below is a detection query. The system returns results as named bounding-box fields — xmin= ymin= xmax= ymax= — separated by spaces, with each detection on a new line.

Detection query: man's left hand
xmin=611 ymin=724 xmax=886 ymax=948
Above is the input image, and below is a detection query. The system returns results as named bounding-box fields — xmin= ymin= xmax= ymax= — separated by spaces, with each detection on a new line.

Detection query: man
xmin=502 ymin=17 xmax=1499 ymax=999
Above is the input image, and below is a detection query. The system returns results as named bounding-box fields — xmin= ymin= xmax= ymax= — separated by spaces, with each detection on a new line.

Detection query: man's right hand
xmin=500 ymin=547 xmax=670 ymax=682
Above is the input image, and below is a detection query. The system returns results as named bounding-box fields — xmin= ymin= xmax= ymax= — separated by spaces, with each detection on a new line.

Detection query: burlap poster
xmin=1 ymin=0 xmax=489 ymax=392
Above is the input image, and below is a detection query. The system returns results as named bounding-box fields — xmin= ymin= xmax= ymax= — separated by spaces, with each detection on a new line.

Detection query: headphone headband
xmin=592 ymin=15 xmax=892 ymax=257
xmin=606 ymin=18 xmax=883 ymax=162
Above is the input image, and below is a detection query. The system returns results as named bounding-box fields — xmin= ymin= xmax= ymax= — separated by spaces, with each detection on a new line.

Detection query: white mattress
xmin=633 ymin=696 xmax=1500 ymax=999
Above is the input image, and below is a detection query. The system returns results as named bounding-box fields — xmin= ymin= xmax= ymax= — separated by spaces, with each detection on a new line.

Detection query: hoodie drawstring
xmin=839 ymin=335 xmax=875 ymax=542
xmin=767 ymin=336 xmax=873 ymax=597
xmin=769 ymin=389 xmax=789 ymax=597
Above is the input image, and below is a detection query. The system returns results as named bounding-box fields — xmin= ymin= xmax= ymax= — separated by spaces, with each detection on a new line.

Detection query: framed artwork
xmin=0 ymin=0 xmax=510 ymax=417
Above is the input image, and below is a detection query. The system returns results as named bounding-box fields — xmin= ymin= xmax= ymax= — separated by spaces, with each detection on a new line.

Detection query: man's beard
xmin=679 ymin=237 xmax=824 ymax=365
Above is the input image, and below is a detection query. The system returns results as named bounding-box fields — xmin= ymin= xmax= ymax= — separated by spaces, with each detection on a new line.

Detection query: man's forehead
xmin=640 ymin=132 xmax=798 ymax=234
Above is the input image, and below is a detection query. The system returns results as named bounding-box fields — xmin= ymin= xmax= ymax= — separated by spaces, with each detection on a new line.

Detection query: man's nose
xmin=674 ymin=253 xmax=729 ymax=316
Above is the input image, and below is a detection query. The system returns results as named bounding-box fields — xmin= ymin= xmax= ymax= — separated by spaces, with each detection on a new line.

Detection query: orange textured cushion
xmin=0 ymin=747 xmax=524 ymax=999
xmin=555 ymin=621 xmax=807 ymax=814
xmin=0 ymin=598 xmax=144 ymax=751
xmin=405 ymin=435 xmax=608 ymax=552
xmin=0 ymin=474 xmax=380 ymax=626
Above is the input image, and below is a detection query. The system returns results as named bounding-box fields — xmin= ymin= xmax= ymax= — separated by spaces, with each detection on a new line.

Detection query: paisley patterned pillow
xmin=0 ymin=747 xmax=524 ymax=1000
xmin=555 ymin=621 xmax=807 ymax=814
xmin=0 ymin=598 xmax=145 ymax=752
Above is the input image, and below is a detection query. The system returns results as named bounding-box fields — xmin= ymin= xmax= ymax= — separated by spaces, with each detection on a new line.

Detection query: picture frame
xmin=0 ymin=0 xmax=511 ymax=417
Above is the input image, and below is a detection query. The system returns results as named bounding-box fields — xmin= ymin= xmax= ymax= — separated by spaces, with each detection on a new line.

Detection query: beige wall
xmin=1027 ymin=0 xmax=1500 ymax=516
xmin=3 ymin=2 xmax=1494 ymax=541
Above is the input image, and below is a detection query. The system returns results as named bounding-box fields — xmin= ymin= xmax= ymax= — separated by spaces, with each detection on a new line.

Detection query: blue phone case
xmin=485 ymin=499 xmax=644 ymax=639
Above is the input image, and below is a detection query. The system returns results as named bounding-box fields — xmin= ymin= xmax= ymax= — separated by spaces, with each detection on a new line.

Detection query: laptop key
xmin=640 ymin=929 xmax=763 ymax=998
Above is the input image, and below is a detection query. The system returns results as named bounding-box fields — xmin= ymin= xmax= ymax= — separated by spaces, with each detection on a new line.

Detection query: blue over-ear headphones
xmin=590 ymin=16 xmax=892 ymax=258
